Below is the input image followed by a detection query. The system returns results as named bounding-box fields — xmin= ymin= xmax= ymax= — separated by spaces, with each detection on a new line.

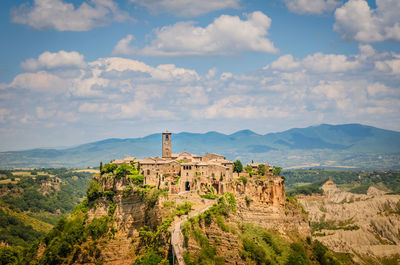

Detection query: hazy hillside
xmin=0 ymin=124 xmax=399 ymax=169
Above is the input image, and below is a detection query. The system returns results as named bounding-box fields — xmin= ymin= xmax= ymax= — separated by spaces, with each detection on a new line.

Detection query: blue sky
xmin=0 ymin=0 xmax=399 ymax=151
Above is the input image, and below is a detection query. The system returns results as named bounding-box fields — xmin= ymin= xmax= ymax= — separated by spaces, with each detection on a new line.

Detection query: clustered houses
xmin=112 ymin=131 xmax=272 ymax=195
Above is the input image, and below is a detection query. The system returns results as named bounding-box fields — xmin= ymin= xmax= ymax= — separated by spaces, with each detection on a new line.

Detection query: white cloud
xmin=9 ymin=71 xmax=68 ymax=93
xmin=113 ymin=11 xmax=278 ymax=56
xmin=115 ymin=100 xmax=176 ymax=120
xmin=375 ymin=57 xmax=400 ymax=75
xmin=92 ymin=57 xmax=199 ymax=82
xmin=11 ymin=0 xmax=131 ymax=31
xmin=367 ymin=83 xmax=389 ymax=97
xmin=266 ymin=52 xmax=359 ymax=73
xmin=112 ymin=34 xmax=136 ymax=56
xmin=303 ymin=53 xmax=359 ymax=72
xmin=334 ymin=0 xmax=400 ymax=42
xmin=69 ymin=69 xmax=109 ymax=97
xmin=130 ymin=0 xmax=240 ymax=17
xmin=21 ymin=50 xmax=86 ymax=71
xmin=197 ymin=95 xmax=290 ymax=119
xmin=266 ymin=54 xmax=300 ymax=70
xmin=283 ymin=0 xmax=339 ymax=14
xmin=206 ymin=67 xmax=218 ymax=79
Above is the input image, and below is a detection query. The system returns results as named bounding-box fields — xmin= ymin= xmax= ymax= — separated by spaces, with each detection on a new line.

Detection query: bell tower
xmin=162 ymin=131 xmax=172 ymax=158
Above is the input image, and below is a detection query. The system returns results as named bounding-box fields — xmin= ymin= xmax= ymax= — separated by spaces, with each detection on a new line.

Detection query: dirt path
xmin=171 ymin=199 xmax=216 ymax=265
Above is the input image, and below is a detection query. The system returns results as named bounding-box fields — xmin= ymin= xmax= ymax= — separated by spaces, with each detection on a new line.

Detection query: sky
xmin=0 ymin=0 xmax=399 ymax=151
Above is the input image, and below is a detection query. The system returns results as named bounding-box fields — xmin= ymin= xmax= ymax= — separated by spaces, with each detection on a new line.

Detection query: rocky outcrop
xmin=298 ymin=180 xmax=400 ymax=262
xmin=233 ymin=176 xmax=286 ymax=206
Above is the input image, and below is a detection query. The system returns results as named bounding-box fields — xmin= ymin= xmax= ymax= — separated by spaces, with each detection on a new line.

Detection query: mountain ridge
xmin=1 ymin=123 xmax=399 ymax=169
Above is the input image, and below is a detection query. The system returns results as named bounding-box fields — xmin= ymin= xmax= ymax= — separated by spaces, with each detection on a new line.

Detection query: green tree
xmin=244 ymin=166 xmax=253 ymax=174
xmin=233 ymin=160 xmax=243 ymax=173
xmin=273 ymin=166 xmax=282 ymax=176
xmin=258 ymin=164 xmax=266 ymax=176
xmin=115 ymin=163 xmax=132 ymax=179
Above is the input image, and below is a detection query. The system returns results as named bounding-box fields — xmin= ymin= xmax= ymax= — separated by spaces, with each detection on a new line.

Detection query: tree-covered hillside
xmin=0 ymin=168 xmax=93 ymax=252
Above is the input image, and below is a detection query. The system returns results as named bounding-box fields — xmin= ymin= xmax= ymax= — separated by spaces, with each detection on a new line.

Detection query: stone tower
xmin=162 ymin=131 xmax=172 ymax=158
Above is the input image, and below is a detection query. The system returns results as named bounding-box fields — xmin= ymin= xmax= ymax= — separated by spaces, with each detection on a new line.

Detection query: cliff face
xmin=231 ymin=176 xmax=309 ymax=235
xmin=71 ymin=175 xmax=167 ymax=265
xmin=48 ymin=170 xmax=303 ymax=265
xmin=233 ymin=177 xmax=286 ymax=206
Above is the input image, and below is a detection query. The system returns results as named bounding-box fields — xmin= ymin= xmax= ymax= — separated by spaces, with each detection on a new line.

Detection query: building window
xmin=147 ymin=169 xmax=150 ymax=175
xmin=185 ymin=181 xmax=190 ymax=191
xmin=166 ymin=135 xmax=169 ymax=140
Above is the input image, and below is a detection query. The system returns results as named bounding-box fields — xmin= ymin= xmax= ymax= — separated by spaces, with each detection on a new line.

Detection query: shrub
xmin=87 ymin=217 xmax=109 ymax=241
xmin=244 ymin=166 xmax=253 ymax=174
xmin=200 ymin=193 xmax=219 ymax=200
xmin=273 ymin=166 xmax=282 ymax=176
xmin=133 ymin=250 xmax=163 ymax=265
xmin=100 ymin=163 xmax=117 ymax=175
xmin=258 ymin=164 xmax=266 ymax=176
xmin=115 ymin=163 xmax=132 ymax=179
xmin=87 ymin=180 xmax=102 ymax=202
xmin=128 ymin=174 xmax=144 ymax=185
xmin=238 ymin=176 xmax=248 ymax=186
xmin=174 ymin=201 xmax=193 ymax=217
xmin=286 ymin=242 xmax=310 ymax=265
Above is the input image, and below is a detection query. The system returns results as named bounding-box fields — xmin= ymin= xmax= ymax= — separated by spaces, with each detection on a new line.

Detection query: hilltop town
xmin=110 ymin=131 xmax=283 ymax=201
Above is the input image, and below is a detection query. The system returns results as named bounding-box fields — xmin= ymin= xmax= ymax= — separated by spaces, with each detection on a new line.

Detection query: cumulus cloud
xmin=11 ymin=0 xmax=131 ymax=31
xmin=113 ymin=11 xmax=278 ymax=56
xmin=21 ymin=50 xmax=86 ymax=71
xmin=92 ymin=57 xmax=199 ymax=82
xmin=283 ymin=0 xmax=339 ymax=14
xmin=375 ymin=56 xmax=400 ymax=75
xmin=334 ymin=0 xmax=400 ymax=42
xmin=130 ymin=0 xmax=240 ymax=17
xmin=266 ymin=52 xmax=359 ymax=72
xmin=9 ymin=71 xmax=68 ymax=93
xmin=266 ymin=54 xmax=300 ymax=70
xmin=303 ymin=53 xmax=359 ymax=72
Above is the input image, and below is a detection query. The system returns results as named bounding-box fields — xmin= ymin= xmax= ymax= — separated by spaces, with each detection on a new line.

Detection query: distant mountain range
xmin=1 ymin=124 xmax=399 ymax=169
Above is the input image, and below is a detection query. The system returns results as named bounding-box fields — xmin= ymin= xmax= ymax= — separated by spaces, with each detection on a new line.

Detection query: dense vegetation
xmin=284 ymin=169 xmax=400 ymax=195
xmin=0 ymin=209 xmax=44 ymax=247
xmin=0 ymin=169 xmax=92 ymax=222
xmin=0 ymin=168 xmax=93 ymax=264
